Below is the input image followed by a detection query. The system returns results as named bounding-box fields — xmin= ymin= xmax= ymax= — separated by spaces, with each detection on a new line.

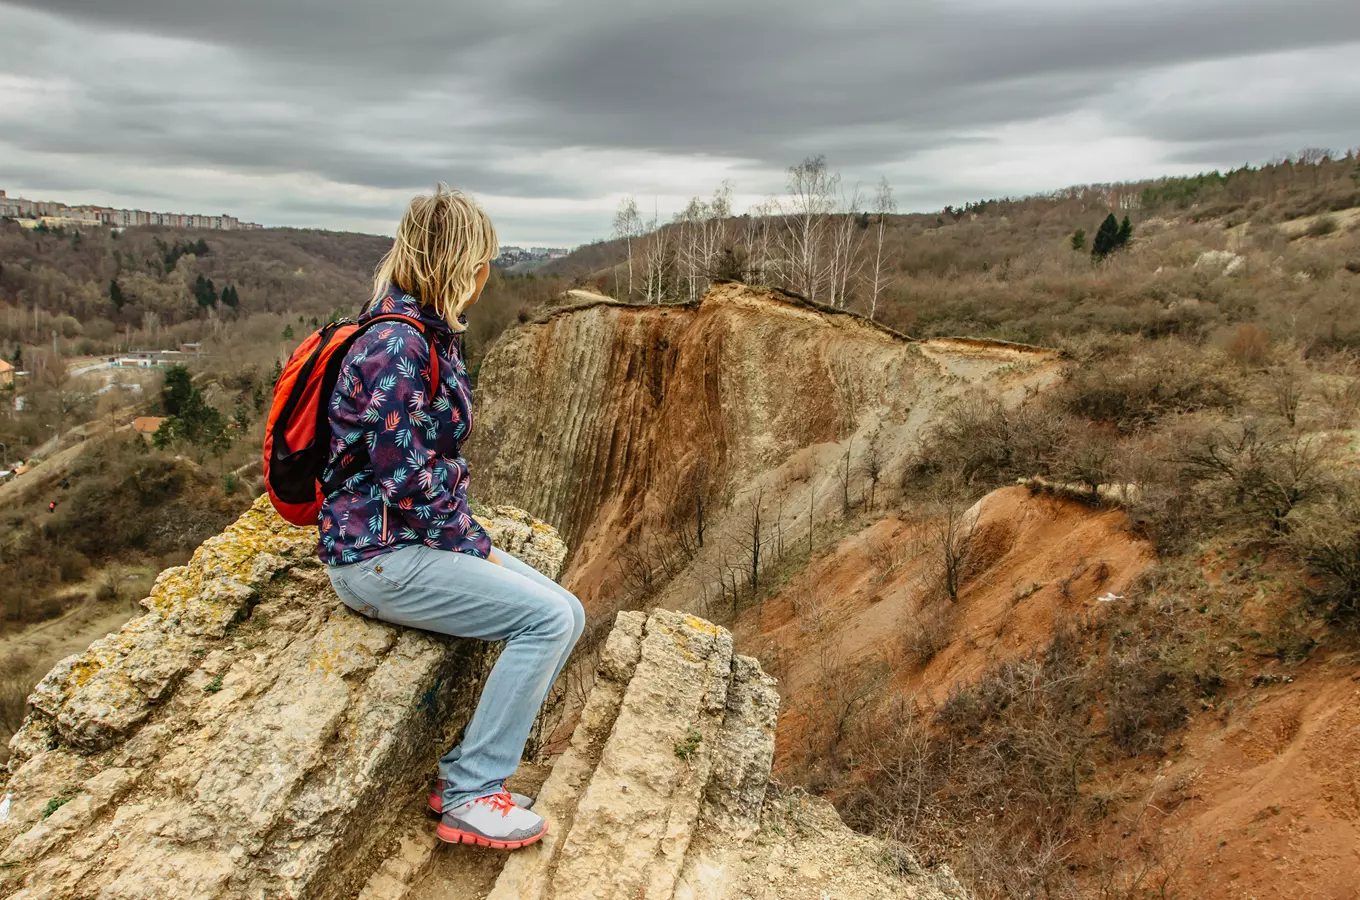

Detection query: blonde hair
xmin=371 ymin=185 xmax=498 ymax=332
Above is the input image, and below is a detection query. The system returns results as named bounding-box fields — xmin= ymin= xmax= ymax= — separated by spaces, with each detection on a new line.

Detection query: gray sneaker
xmin=436 ymin=791 xmax=547 ymax=849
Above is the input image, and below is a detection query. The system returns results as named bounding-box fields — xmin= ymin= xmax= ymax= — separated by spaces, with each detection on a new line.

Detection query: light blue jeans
xmin=327 ymin=544 xmax=585 ymax=809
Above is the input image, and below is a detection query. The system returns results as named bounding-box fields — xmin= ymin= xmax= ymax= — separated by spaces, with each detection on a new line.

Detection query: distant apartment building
xmin=0 ymin=189 xmax=263 ymax=230
xmin=494 ymin=245 xmax=570 ymax=267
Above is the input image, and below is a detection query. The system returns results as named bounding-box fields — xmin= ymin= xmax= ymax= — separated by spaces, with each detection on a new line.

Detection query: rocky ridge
xmin=0 ymin=499 xmax=961 ymax=900
xmin=466 ymin=281 xmax=1062 ymax=614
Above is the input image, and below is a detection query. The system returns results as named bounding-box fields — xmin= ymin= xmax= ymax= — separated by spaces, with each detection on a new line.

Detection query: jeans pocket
xmin=356 ymin=546 xmax=423 ymax=590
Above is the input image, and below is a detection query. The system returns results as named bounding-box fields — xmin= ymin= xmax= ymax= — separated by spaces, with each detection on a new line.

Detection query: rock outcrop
xmin=466 ymin=282 xmax=1062 ymax=612
xmin=482 ymin=608 xmax=964 ymax=900
xmin=0 ymin=497 xmax=566 ymax=900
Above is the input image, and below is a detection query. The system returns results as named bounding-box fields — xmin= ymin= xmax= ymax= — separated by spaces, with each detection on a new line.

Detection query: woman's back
xmin=318 ymin=285 xmax=490 ymax=565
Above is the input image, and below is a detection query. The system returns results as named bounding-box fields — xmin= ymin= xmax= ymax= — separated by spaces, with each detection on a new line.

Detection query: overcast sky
xmin=1 ymin=0 xmax=1357 ymax=246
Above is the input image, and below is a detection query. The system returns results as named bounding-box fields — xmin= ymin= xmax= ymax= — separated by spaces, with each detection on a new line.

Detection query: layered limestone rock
xmin=1 ymin=496 xmax=959 ymax=900
xmin=483 ymin=610 xmax=963 ymax=900
xmin=0 ymin=496 xmax=566 ymax=900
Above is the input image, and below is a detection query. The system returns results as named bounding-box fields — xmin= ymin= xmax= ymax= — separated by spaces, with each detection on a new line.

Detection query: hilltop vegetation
xmin=554 ymin=151 xmax=1360 ymax=351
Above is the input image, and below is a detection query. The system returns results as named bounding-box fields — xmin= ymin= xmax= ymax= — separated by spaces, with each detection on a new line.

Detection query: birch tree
xmin=744 ymin=198 xmax=780 ymax=285
xmin=827 ymin=182 xmax=863 ymax=309
xmin=612 ymin=196 xmax=643 ymax=300
xmin=867 ymin=178 xmax=896 ymax=321
xmin=642 ymin=200 xmax=671 ymax=304
xmin=781 ymin=155 xmax=838 ymax=302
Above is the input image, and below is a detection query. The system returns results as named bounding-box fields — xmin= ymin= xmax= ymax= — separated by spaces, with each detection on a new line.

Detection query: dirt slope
xmin=1138 ymin=670 xmax=1360 ymax=899
xmin=733 ymin=485 xmax=1360 ymax=899
xmin=731 ymin=486 xmax=1156 ymax=771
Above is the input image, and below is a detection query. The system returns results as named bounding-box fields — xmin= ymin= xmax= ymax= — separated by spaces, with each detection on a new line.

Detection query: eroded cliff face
xmin=468 ymin=282 xmax=1061 ymax=613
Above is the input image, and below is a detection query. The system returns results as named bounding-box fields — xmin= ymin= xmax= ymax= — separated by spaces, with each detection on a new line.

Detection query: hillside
xmin=4 ymin=152 xmax=1360 ymax=898
xmin=467 ymin=275 xmax=1360 ymax=897
xmin=0 ymin=220 xmax=578 ymax=768
xmin=468 ymin=282 xmax=1060 ymax=616
xmin=544 ymin=153 xmax=1360 ymax=348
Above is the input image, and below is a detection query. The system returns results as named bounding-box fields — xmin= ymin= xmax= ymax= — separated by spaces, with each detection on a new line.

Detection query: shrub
xmin=913 ymin=392 xmax=1069 ymax=486
xmin=1225 ymin=323 xmax=1271 ymax=367
xmin=1054 ymin=341 xmax=1241 ymax=432
xmin=1286 ymin=493 xmax=1360 ymax=621
xmin=904 ymin=602 xmax=953 ymax=668
xmin=1306 ymin=214 xmax=1338 ymax=237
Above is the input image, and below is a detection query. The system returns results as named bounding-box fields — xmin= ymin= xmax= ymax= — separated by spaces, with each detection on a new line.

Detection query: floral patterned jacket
xmin=317 ymin=285 xmax=491 ymax=565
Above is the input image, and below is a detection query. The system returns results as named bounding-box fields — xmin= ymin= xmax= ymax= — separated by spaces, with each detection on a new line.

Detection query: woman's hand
xmin=486 ymin=550 xmax=504 ymax=567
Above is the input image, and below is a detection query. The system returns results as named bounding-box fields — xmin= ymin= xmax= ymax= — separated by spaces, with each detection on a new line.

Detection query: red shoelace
xmin=475 ymin=792 xmax=517 ymax=817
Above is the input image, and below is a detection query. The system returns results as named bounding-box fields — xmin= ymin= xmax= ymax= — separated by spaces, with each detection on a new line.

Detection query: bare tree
xmin=612 ymin=196 xmax=643 ymax=300
xmin=781 ymin=155 xmax=838 ymax=302
xmin=807 ymin=468 xmax=817 ymax=557
xmin=641 ymin=200 xmax=671 ymax=304
xmin=838 ymin=435 xmax=854 ymax=515
xmin=867 ymin=178 xmax=897 ymax=321
xmin=856 ymin=429 xmax=885 ymax=511
xmin=673 ymin=182 xmax=734 ymax=302
xmin=932 ymin=477 xmax=979 ymax=602
xmin=744 ymin=487 xmax=764 ymax=598
xmin=745 ymin=198 xmax=780 ymax=284
xmin=827 ymin=182 xmax=864 ymax=309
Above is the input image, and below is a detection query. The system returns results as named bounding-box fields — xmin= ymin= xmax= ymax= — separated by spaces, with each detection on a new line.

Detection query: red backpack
xmin=263 ymin=314 xmax=437 ymax=526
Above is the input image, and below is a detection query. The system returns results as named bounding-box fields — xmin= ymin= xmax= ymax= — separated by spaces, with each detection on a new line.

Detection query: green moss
xmin=42 ymin=796 xmax=73 ymax=819
xmin=674 ymin=728 xmax=702 ymax=761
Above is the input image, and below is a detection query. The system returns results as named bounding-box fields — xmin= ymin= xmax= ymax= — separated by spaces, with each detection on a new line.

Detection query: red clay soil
xmin=1128 ymin=670 xmax=1360 ymax=899
xmin=733 ymin=486 xmax=1156 ymax=772
xmin=734 ymin=485 xmax=1360 ymax=899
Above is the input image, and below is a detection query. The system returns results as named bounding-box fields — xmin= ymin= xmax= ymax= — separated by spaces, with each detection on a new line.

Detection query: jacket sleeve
xmin=344 ymin=323 xmax=465 ymax=519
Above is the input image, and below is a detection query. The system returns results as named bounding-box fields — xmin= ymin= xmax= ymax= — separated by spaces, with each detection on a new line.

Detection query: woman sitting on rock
xmin=319 ymin=186 xmax=584 ymax=850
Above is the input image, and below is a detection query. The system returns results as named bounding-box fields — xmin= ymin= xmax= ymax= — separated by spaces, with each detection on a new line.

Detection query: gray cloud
xmin=1 ymin=0 xmax=1357 ymax=242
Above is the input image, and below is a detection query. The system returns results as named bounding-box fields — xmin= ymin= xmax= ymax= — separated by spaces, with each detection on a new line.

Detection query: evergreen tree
xmin=161 ymin=365 xmax=195 ymax=417
xmin=192 ymin=274 xmax=219 ymax=308
xmin=194 ymin=238 xmax=210 ymax=255
xmin=1091 ymin=213 xmax=1121 ymax=260
xmin=233 ymin=401 xmax=252 ymax=432
xmin=155 ymin=366 xmax=229 ymax=452
xmin=282 ymin=324 xmax=294 ymax=340
xmin=1116 ymin=215 xmax=1133 ymax=248
xmin=220 ymin=285 xmax=239 ymax=308
xmin=1070 ymin=229 xmax=1086 ymax=251
xmin=109 ymin=279 xmax=125 ymax=309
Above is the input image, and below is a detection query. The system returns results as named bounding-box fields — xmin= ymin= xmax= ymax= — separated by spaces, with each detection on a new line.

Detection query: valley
xmin=3 ymin=151 xmax=1360 ymax=898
